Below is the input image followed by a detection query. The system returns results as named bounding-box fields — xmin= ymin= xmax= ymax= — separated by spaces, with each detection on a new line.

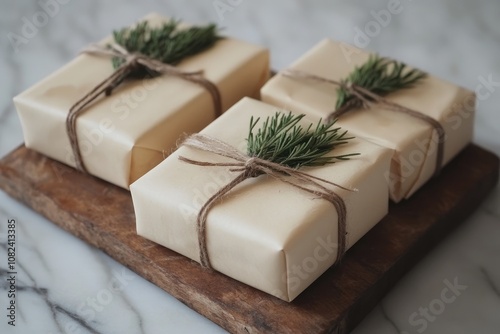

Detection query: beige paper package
xmin=261 ymin=39 xmax=475 ymax=202
xmin=131 ymin=97 xmax=392 ymax=301
xmin=14 ymin=13 xmax=269 ymax=189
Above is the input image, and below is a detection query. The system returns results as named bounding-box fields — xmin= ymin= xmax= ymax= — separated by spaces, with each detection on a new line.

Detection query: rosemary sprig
xmin=111 ymin=19 xmax=221 ymax=78
xmin=247 ymin=112 xmax=359 ymax=169
xmin=336 ymin=55 xmax=427 ymax=110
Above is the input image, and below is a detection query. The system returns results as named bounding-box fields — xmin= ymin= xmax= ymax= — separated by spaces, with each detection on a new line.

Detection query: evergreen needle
xmin=247 ymin=112 xmax=359 ymax=169
xmin=336 ymin=54 xmax=427 ymax=110
xmin=110 ymin=19 xmax=221 ymax=80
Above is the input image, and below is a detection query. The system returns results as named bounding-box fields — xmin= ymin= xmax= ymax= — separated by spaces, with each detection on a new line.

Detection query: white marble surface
xmin=1 ymin=0 xmax=499 ymax=333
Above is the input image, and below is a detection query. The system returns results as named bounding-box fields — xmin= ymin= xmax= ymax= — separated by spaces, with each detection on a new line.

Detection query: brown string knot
xmin=66 ymin=43 xmax=222 ymax=173
xmin=178 ymin=133 xmax=355 ymax=269
xmin=243 ymin=157 xmax=262 ymax=178
xmin=282 ymin=68 xmax=445 ymax=178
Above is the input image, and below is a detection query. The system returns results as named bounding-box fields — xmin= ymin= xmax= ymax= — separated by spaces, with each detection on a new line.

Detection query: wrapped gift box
xmin=14 ymin=13 xmax=269 ymax=189
xmin=130 ymin=97 xmax=392 ymax=301
xmin=261 ymin=39 xmax=475 ymax=202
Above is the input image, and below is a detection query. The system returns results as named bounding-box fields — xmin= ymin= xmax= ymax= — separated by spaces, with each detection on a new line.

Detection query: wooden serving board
xmin=0 ymin=144 xmax=498 ymax=333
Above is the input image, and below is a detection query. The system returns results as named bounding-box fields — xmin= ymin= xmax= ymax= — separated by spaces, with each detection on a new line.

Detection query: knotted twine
xmin=66 ymin=43 xmax=222 ymax=173
xmin=281 ymin=69 xmax=446 ymax=177
xmin=178 ymin=133 xmax=353 ymax=269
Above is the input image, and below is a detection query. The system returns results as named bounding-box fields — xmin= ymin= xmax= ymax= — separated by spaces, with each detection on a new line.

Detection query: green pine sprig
xmin=247 ymin=112 xmax=359 ymax=169
xmin=111 ymin=19 xmax=221 ymax=79
xmin=336 ymin=55 xmax=427 ymax=110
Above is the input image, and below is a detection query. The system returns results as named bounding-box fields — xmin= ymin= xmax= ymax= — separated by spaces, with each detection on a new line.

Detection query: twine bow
xmin=179 ymin=133 xmax=353 ymax=269
xmin=67 ymin=43 xmax=222 ymax=173
xmin=282 ymin=69 xmax=445 ymax=177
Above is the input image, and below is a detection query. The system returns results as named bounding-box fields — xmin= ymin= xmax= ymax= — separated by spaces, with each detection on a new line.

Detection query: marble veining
xmin=1 ymin=0 xmax=499 ymax=333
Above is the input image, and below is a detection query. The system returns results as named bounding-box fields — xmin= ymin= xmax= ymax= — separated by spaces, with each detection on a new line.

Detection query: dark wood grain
xmin=0 ymin=144 xmax=498 ymax=334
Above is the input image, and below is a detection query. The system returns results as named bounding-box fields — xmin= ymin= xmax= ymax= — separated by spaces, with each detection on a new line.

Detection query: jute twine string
xmin=67 ymin=43 xmax=222 ymax=172
xmin=179 ymin=133 xmax=354 ymax=269
xmin=282 ymin=69 xmax=445 ymax=177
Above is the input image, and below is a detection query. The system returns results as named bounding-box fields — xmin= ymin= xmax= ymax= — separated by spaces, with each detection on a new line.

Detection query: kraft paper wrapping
xmin=261 ymin=39 xmax=475 ymax=202
xmin=14 ymin=13 xmax=269 ymax=189
xmin=130 ymin=97 xmax=392 ymax=301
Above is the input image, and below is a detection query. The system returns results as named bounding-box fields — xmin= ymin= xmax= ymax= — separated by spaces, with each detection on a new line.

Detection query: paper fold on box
xmin=14 ymin=13 xmax=269 ymax=188
xmin=131 ymin=97 xmax=392 ymax=301
xmin=261 ymin=39 xmax=475 ymax=202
